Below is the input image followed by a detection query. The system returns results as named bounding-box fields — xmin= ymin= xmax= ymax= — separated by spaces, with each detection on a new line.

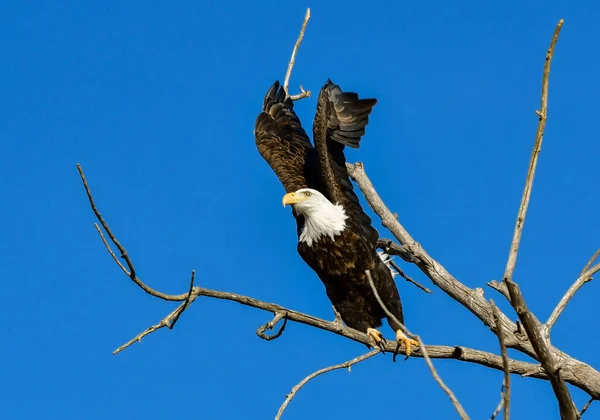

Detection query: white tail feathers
xmin=377 ymin=250 xmax=398 ymax=278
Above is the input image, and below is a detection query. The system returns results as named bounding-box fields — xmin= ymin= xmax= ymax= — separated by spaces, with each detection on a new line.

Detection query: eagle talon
xmin=394 ymin=329 xmax=419 ymax=360
xmin=367 ymin=328 xmax=386 ymax=353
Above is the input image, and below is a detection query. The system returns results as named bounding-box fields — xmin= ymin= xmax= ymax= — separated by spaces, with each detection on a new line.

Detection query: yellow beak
xmin=282 ymin=192 xmax=305 ymax=207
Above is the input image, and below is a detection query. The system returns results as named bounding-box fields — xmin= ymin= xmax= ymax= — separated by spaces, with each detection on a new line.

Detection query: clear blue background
xmin=1 ymin=1 xmax=599 ymax=419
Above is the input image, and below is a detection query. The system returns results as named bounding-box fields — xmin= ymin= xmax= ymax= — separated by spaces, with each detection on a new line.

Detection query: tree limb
xmin=283 ymin=8 xmax=311 ymax=100
xmin=275 ymin=349 xmax=380 ymax=419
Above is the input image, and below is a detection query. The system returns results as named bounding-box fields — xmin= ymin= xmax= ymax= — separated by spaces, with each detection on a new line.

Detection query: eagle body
xmin=298 ymin=229 xmax=404 ymax=333
xmin=254 ymin=80 xmax=411 ymax=351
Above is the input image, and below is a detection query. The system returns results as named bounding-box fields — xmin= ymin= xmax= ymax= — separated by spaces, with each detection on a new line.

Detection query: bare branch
xmin=491 ymin=301 xmax=511 ymax=420
xmin=546 ymin=257 xmax=600 ymax=330
xmin=113 ymin=295 xmax=198 ymax=355
xmin=77 ymin=164 xmax=189 ymax=302
xmin=256 ymin=311 xmax=288 ymax=341
xmin=497 ymin=19 xmax=577 ymax=420
xmin=366 ymin=270 xmax=470 ymax=420
xmin=389 ymin=259 xmax=433 ymax=294
xmin=275 ymin=349 xmax=380 ymax=419
xmin=289 ymin=85 xmax=311 ymax=101
xmin=283 ymin=8 xmax=311 ymax=99
xmin=502 ymin=19 xmax=564 ymax=281
xmin=107 ymin=277 xmax=598 ymax=397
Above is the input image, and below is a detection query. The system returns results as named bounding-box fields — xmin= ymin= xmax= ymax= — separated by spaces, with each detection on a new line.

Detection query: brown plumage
xmin=254 ymin=80 xmax=416 ymax=354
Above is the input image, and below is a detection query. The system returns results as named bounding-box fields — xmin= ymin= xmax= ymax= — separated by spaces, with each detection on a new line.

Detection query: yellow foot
xmin=394 ymin=329 xmax=419 ymax=360
xmin=367 ymin=328 xmax=386 ymax=352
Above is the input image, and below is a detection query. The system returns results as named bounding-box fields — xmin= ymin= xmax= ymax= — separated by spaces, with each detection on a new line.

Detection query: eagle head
xmin=282 ymin=188 xmax=328 ymax=213
xmin=281 ymin=188 xmax=348 ymax=246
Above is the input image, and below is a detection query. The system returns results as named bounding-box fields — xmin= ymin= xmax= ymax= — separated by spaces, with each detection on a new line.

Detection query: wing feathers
xmin=324 ymin=79 xmax=378 ymax=148
xmin=254 ymin=81 xmax=314 ymax=193
xmin=313 ymin=79 xmax=379 ymax=244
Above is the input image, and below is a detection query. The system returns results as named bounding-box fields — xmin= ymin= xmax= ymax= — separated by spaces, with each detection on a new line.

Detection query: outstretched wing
xmin=313 ymin=79 xmax=379 ymax=244
xmin=254 ymin=81 xmax=316 ymax=193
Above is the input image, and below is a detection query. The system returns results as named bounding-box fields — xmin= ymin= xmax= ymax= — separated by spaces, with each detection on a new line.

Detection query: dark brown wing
xmin=313 ymin=79 xmax=379 ymax=244
xmin=254 ymin=81 xmax=316 ymax=193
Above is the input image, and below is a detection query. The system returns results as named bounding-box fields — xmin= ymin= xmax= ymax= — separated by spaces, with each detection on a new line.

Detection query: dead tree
xmin=77 ymin=10 xmax=598 ymax=420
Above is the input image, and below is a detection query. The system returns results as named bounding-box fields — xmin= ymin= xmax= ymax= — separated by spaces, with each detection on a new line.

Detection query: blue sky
xmin=1 ymin=1 xmax=599 ymax=419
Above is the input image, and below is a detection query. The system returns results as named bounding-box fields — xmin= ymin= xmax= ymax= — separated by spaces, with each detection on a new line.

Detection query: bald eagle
xmin=254 ymin=80 xmax=417 ymax=355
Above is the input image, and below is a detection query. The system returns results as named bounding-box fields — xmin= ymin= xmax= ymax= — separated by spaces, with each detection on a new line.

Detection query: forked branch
xmin=498 ymin=19 xmax=578 ymax=420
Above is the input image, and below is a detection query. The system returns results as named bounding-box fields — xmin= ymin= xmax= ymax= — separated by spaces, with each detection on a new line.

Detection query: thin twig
xmin=332 ymin=305 xmax=343 ymax=324
xmin=113 ymin=295 xmax=198 ymax=355
xmin=389 ymin=259 xmax=433 ymax=294
xmin=419 ymin=340 xmax=470 ymax=420
xmin=275 ymin=349 xmax=380 ymax=420
xmin=94 ymin=223 xmax=129 ymax=275
xmin=489 ymin=398 xmax=504 ymax=420
xmin=169 ymin=270 xmax=196 ymax=330
xmin=256 ymin=312 xmax=288 ymax=341
xmin=579 ymin=398 xmax=595 ymax=418
xmin=546 ymin=257 xmax=600 ymax=330
xmin=581 ymin=249 xmax=600 ymax=275
xmin=366 ymin=270 xmax=470 ymax=420
xmin=490 ymin=301 xmax=511 ymax=420
xmin=502 ymin=19 xmax=564 ymax=282
xmin=289 ymin=85 xmax=310 ymax=101
xmin=283 ymin=8 xmax=311 ymax=99
xmin=501 ymin=20 xmax=578 ymax=420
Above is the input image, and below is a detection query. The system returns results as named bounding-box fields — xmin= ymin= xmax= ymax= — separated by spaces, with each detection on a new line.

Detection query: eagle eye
xmin=304 ymin=191 xmax=312 ymax=197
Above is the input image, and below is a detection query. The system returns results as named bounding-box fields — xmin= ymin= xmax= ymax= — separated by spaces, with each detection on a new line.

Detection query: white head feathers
xmin=282 ymin=188 xmax=348 ymax=247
